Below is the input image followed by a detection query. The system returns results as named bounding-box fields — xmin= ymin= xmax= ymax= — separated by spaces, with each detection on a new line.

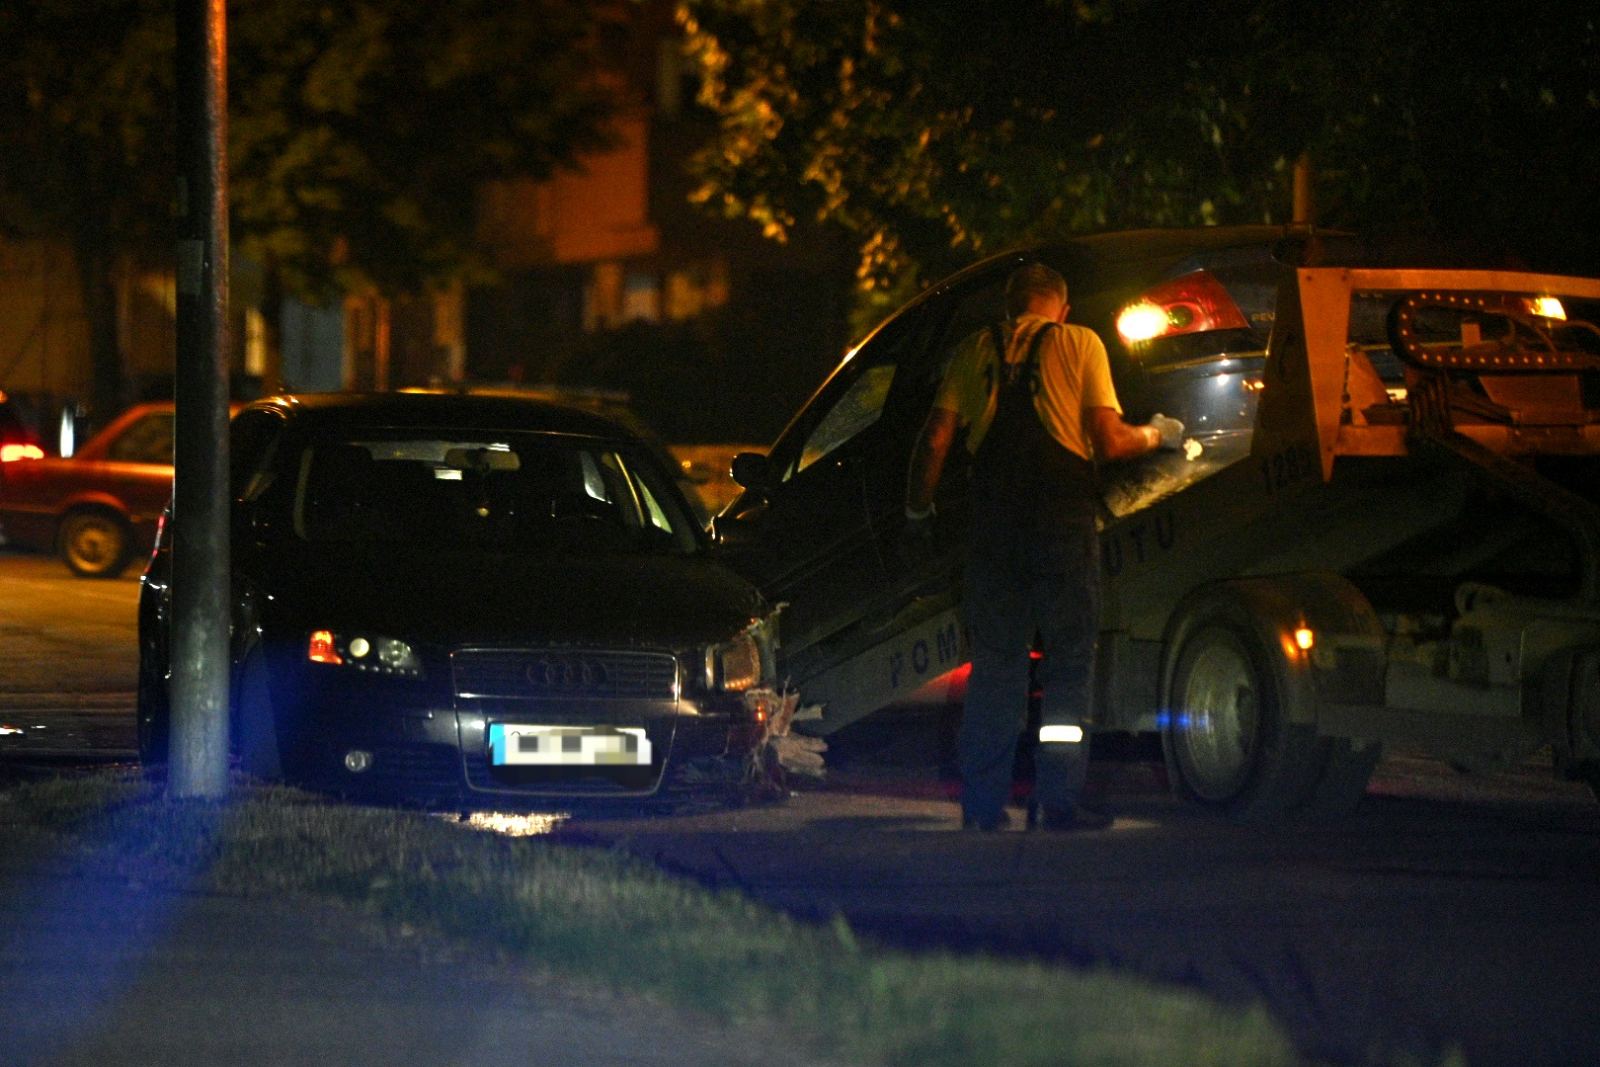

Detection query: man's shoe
xmin=961 ymin=810 xmax=1011 ymax=832
xmin=1027 ymin=801 xmax=1113 ymax=832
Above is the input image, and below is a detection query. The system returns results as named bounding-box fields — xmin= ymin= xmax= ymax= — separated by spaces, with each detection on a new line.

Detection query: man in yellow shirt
xmin=905 ymin=262 xmax=1183 ymax=830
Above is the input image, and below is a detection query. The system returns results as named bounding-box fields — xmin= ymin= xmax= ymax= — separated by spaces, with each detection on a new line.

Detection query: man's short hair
xmin=1005 ymin=262 xmax=1068 ymax=317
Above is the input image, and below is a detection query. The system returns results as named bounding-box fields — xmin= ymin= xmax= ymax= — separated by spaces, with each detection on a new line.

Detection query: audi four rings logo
xmin=524 ymin=655 xmax=609 ymax=690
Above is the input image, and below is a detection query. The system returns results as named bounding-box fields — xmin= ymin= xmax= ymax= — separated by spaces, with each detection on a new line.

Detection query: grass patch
xmin=1 ymin=770 xmax=1316 ymax=1066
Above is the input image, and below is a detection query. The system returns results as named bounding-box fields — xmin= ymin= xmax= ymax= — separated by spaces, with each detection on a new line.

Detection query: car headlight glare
xmin=706 ymin=632 xmax=762 ymax=692
xmin=307 ymin=630 xmax=422 ymax=677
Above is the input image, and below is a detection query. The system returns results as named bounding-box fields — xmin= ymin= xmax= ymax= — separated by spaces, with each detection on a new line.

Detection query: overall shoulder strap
xmin=1021 ymin=320 xmax=1058 ymax=371
xmin=1005 ymin=320 xmax=1057 ymax=395
xmin=986 ymin=321 xmax=1008 ymax=362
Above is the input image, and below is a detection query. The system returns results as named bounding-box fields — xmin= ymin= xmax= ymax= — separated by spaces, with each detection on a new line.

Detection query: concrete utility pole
xmin=169 ymin=0 xmax=231 ymax=799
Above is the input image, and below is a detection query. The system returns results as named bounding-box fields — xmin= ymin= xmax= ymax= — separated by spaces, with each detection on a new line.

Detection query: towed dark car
xmin=138 ymin=392 xmax=785 ymax=808
xmin=711 ymin=226 xmax=1422 ymax=736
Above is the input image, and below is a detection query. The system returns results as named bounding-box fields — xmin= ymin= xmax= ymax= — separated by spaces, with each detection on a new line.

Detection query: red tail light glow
xmin=308 ymin=630 xmax=343 ymax=665
xmin=1 ymin=443 xmax=44 ymax=462
xmin=147 ymin=509 xmax=168 ymax=568
xmin=1116 ymin=270 xmax=1249 ymax=346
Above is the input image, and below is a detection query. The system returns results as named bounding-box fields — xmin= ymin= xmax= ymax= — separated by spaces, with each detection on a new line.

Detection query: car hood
xmin=251 ymin=543 xmax=767 ymax=649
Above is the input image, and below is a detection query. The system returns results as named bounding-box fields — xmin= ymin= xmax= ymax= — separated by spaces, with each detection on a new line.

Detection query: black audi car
xmin=137 ymin=392 xmax=785 ymax=808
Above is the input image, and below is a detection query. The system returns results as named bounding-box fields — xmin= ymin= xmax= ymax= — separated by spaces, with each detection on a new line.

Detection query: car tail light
xmin=1116 ymin=270 xmax=1250 ymax=346
xmin=1 ymin=443 xmax=44 ymax=462
xmin=308 ymin=630 xmax=344 ymax=665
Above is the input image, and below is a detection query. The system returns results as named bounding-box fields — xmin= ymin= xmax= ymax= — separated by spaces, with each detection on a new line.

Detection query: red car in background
xmin=0 ymin=401 xmax=176 ymax=577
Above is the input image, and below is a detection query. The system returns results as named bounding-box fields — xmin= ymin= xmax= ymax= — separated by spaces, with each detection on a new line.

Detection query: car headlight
xmin=704 ymin=631 xmax=762 ymax=692
xmin=308 ymin=629 xmax=423 ymax=678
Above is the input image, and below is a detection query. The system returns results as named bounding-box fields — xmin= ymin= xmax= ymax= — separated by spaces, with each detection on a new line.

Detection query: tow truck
xmin=763 ymin=262 xmax=1600 ymax=820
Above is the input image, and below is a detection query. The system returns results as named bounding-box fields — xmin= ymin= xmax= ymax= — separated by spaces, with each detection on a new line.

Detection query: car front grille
xmin=451 ymin=648 xmax=679 ymax=702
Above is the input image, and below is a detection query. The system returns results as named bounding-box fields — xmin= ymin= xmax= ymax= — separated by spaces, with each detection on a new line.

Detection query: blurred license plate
xmin=488 ymin=724 xmax=651 ymax=767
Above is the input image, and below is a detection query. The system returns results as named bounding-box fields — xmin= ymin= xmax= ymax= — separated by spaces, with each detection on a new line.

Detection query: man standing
xmin=904 ymin=262 xmax=1183 ymax=830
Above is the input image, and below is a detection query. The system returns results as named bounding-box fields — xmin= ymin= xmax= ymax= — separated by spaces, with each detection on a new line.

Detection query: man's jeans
xmin=959 ymin=517 xmax=1100 ymax=824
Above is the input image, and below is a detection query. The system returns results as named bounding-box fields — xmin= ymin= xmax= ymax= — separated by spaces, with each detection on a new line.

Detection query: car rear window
xmin=285 ymin=430 xmax=701 ymax=555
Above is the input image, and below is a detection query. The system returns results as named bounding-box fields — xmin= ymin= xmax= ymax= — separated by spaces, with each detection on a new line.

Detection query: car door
xmin=866 ymin=267 xmax=1016 ymax=602
xmin=89 ymin=408 xmax=178 ymax=528
xmin=715 ymin=306 xmax=945 ymax=677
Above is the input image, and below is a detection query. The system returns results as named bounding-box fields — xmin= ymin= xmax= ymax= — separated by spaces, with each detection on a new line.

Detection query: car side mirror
xmin=729 ymin=454 xmax=777 ymax=495
xmin=730 ymin=451 xmax=774 ymax=493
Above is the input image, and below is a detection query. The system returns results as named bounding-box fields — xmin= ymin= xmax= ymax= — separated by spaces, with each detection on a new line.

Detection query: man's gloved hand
xmin=1148 ymin=413 xmax=1185 ymax=450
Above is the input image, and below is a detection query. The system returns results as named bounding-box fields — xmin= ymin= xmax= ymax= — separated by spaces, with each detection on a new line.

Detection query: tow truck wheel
xmin=1166 ymin=625 xmax=1263 ymax=802
xmin=1163 ymin=604 xmax=1327 ymax=821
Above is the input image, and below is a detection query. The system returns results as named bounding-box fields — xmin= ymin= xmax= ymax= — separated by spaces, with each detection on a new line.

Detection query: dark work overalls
xmin=959 ymin=321 xmax=1101 ymax=826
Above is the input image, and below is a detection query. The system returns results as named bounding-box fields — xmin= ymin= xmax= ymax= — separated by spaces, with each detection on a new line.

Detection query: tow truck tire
xmin=59 ymin=508 xmax=131 ymax=578
xmin=1162 ymin=599 xmax=1328 ymax=822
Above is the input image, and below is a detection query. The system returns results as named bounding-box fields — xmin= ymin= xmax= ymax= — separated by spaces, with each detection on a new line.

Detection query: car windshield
xmin=278 ymin=429 xmax=701 ymax=555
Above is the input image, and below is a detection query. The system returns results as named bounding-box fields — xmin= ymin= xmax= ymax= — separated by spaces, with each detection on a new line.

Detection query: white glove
xmin=1148 ymin=413 xmax=1185 ymax=450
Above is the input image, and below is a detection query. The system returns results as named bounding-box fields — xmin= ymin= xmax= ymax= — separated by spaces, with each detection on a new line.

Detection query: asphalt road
xmin=4 ymin=548 xmax=1599 ymax=1066
xmin=0 ymin=551 xmax=141 ymax=758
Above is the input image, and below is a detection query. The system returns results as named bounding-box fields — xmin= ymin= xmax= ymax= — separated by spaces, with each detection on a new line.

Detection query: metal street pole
xmin=170 ymin=0 xmax=231 ymax=799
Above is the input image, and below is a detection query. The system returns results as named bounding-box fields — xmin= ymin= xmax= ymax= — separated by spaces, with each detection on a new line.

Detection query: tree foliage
xmin=0 ymin=0 xmax=175 ymax=412
xmin=679 ymin=0 xmax=1600 ymax=293
xmin=229 ymin=0 xmax=621 ymax=300
xmin=0 ymin=1 xmax=173 ymax=251
xmin=0 ymin=0 xmax=622 ymax=410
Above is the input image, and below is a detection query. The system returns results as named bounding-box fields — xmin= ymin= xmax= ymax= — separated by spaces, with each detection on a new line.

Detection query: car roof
xmin=246 ymin=391 xmax=640 ymax=441
xmin=1063 ymin=225 xmax=1314 ymax=261
xmin=980 ymin=224 xmax=1354 ymax=279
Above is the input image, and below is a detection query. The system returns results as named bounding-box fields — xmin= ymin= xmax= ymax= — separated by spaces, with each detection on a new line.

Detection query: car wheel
xmin=59 ymin=509 xmax=131 ymax=578
xmin=234 ymin=649 xmax=282 ymax=780
xmin=1162 ymin=609 xmax=1327 ymax=821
